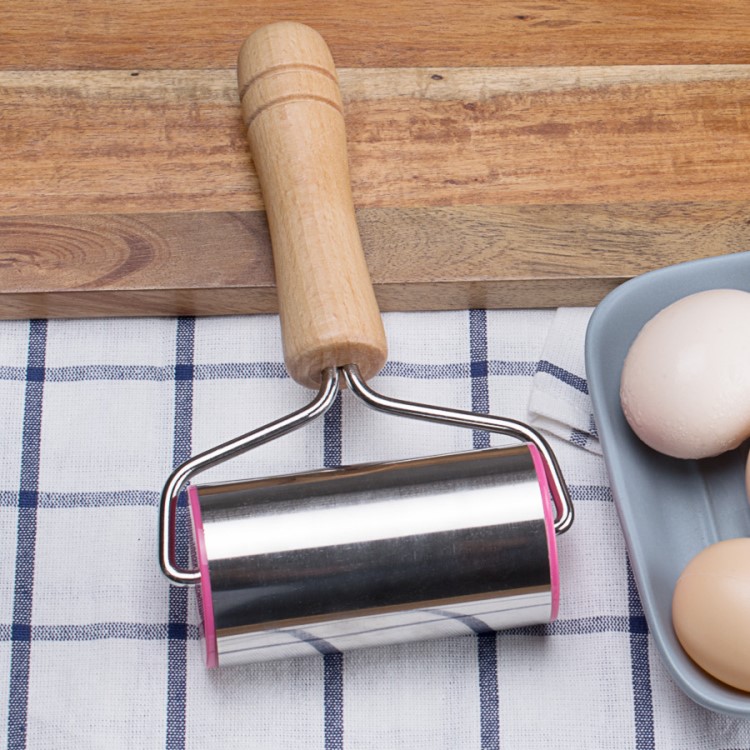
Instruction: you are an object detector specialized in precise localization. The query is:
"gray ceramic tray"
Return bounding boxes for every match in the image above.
[585,251,750,717]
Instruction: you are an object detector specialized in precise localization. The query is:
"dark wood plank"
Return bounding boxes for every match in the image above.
[0,203,746,318]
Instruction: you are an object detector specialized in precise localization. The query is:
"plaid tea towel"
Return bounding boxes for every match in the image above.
[528,308,601,454]
[1,310,749,750]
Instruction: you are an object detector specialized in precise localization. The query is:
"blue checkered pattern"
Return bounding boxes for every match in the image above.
[1,311,749,749]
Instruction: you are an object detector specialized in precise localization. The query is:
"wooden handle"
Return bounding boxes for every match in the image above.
[237,22,387,389]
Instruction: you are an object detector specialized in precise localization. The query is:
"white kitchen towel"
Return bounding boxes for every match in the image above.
[1,311,749,750]
[527,307,601,454]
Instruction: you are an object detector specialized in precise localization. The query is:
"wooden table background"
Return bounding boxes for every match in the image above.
[1,1,749,318]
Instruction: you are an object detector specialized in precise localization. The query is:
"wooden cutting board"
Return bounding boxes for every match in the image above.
[2,1,750,319]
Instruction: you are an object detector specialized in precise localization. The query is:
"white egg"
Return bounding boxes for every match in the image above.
[620,289,750,459]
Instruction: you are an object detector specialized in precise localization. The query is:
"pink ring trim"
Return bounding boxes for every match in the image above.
[527,444,560,621]
[187,485,218,668]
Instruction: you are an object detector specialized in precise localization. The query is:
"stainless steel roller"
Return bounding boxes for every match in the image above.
[157,22,573,668]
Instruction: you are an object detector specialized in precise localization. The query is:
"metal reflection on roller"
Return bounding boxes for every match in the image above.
[188,441,559,667]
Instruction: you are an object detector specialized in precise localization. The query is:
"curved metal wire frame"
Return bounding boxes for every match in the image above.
[159,364,573,586]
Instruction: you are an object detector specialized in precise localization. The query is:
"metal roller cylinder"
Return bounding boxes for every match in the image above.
[187,444,559,667]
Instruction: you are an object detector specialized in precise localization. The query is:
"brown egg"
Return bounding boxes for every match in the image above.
[672,538,750,692]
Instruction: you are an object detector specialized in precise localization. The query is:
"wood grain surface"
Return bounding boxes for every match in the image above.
[1,4,750,319]
[2,1,750,69]
[2,203,747,318]
[2,66,749,215]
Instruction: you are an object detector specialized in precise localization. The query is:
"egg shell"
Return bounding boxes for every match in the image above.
[672,538,750,692]
[620,289,750,459]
